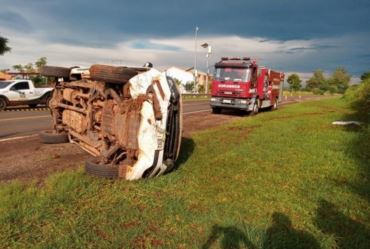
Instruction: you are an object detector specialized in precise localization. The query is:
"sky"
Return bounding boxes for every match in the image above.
[0,0,369,82]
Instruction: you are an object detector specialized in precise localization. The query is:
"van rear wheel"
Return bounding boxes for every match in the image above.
[40,66,71,78]
[89,64,141,84]
[39,130,69,144]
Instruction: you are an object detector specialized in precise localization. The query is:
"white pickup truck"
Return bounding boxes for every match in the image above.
[0,80,53,110]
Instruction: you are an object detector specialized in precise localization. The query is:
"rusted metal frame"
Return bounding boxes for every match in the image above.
[69,129,101,149]
[57,103,86,114]
[101,144,121,161]
[105,88,122,104]
[70,136,101,157]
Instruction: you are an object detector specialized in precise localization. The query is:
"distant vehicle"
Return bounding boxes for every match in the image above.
[210,57,284,114]
[39,64,182,180]
[0,80,53,110]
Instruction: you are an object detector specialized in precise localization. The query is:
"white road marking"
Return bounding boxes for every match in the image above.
[0,134,38,143]
[0,115,50,122]
[184,109,210,115]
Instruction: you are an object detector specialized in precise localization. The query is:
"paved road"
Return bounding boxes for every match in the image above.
[0,95,331,139]
[0,100,212,139]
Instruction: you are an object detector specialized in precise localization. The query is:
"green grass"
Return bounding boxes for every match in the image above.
[1,98,369,249]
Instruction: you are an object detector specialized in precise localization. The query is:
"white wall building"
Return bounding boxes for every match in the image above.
[166,67,195,93]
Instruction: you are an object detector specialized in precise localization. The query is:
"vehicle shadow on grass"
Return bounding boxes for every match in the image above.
[314,199,370,249]
[169,136,195,172]
[339,111,370,202]
[202,212,320,249]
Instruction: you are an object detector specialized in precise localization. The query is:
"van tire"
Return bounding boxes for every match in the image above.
[89,64,140,84]
[39,130,69,144]
[85,159,118,179]
[40,66,71,78]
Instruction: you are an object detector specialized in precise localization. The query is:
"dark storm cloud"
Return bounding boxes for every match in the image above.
[2,0,370,45]
[0,9,32,31]
[1,0,369,76]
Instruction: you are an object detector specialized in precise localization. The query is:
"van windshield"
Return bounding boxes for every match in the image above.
[0,81,13,89]
[215,68,251,82]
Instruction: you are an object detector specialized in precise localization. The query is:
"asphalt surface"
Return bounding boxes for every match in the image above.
[0,100,211,139]
[0,96,329,140]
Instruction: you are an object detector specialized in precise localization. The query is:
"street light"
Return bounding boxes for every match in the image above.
[201,42,212,94]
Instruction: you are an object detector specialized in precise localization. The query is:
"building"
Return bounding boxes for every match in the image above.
[186,68,213,93]
[0,71,12,80]
[166,67,195,93]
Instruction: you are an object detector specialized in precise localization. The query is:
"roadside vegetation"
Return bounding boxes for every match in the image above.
[0,96,369,248]
[286,68,353,96]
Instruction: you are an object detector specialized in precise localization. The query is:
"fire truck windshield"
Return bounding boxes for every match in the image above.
[215,68,251,82]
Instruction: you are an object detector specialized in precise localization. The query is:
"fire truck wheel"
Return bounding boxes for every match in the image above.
[212,107,221,114]
[251,101,259,115]
[85,159,119,179]
[39,130,69,144]
[272,100,278,110]
[89,64,140,84]
[40,66,71,78]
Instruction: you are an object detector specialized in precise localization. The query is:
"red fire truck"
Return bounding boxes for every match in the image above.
[210,57,284,114]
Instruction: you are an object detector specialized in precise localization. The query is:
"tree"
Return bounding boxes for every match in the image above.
[287,74,302,91]
[185,81,195,92]
[0,36,11,55]
[35,57,47,71]
[328,67,350,93]
[12,64,24,73]
[360,71,370,81]
[24,63,35,73]
[172,78,182,86]
[306,69,327,90]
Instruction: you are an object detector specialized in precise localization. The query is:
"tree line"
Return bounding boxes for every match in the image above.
[286,68,361,94]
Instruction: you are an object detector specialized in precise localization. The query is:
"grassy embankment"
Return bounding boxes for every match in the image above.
[0,97,369,249]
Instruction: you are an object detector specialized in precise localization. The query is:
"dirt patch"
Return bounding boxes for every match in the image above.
[0,136,89,183]
[183,111,241,137]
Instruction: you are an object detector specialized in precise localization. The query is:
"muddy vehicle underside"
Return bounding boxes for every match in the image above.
[40,65,182,180]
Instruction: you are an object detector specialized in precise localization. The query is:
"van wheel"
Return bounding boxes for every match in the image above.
[39,130,69,144]
[90,64,140,84]
[40,66,71,78]
[0,98,7,111]
[85,158,118,179]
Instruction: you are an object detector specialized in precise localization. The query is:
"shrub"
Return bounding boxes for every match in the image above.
[312,88,325,95]
[344,79,370,122]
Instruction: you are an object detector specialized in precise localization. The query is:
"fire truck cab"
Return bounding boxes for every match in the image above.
[210,57,284,114]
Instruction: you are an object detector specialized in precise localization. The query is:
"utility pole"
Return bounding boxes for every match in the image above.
[194,26,199,89]
[201,43,212,94]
